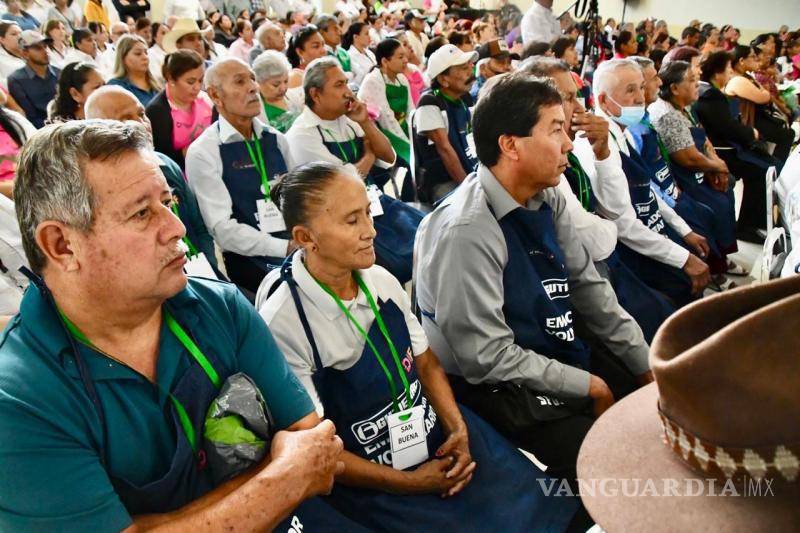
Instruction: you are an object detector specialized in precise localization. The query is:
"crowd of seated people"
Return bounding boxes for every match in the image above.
[0,0,798,529]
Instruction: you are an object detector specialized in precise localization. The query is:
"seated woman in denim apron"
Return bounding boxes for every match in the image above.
[256,161,578,533]
[649,61,739,285]
[186,58,296,295]
[286,57,423,284]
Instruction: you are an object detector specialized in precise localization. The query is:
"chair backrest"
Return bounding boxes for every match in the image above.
[761,226,787,283]
[766,165,778,234]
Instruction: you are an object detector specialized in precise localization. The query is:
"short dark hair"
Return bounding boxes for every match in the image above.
[551,36,575,59]
[472,72,562,167]
[271,161,342,230]
[424,35,447,59]
[375,38,403,67]
[521,40,551,60]
[670,46,700,64]
[615,30,634,53]
[162,49,204,81]
[658,60,691,101]
[700,50,732,82]
[731,44,752,67]
[681,26,700,40]
[446,30,471,48]
[135,17,151,32]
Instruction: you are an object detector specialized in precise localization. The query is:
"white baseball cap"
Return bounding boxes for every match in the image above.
[425,44,479,81]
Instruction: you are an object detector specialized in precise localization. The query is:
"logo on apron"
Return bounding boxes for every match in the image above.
[541,277,570,300]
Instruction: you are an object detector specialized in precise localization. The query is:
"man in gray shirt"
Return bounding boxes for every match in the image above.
[414,72,653,490]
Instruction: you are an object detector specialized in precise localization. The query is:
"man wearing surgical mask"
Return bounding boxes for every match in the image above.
[592,58,710,307]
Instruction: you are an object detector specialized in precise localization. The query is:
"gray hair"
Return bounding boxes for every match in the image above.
[314,14,337,32]
[255,21,281,48]
[253,49,291,82]
[303,56,341,108]
[592,58,642,104]
[476,71,510,102]
[13,120,151,273]
[629,56,655,71]
[204,57,251,90]
[518,56,571,78]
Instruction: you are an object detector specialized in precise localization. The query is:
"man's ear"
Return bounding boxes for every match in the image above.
[35,221,82,273]
[497,134,519,162]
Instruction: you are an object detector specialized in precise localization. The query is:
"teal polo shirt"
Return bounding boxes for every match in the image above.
[0,278,314,532]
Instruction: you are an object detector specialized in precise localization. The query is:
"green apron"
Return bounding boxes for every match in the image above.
[383,79,411,162]
[263,99,298,134]
[330,47,351,72]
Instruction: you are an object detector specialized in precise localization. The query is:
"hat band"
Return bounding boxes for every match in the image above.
[658,407,800,483]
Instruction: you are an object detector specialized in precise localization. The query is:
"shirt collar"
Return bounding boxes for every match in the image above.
[16,276,204,381]
[291,250,376,322]
[478,164,543,219]
[217,114,267,143]
[293,106,351,131]
[22,64,57,80]
[596,106,630,155]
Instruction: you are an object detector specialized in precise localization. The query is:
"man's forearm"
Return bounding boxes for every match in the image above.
[434,142,468,183]
[415,350,465,434]
[360,120,395,164]
[127,455,309,532]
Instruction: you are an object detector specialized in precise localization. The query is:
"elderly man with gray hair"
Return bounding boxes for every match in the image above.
[253,49,304,133]
[0,119,360,531]
[248,21,287,65]
[591,57,711,306]
[186,57,297,295]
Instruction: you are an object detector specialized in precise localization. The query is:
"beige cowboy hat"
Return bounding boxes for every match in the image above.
[163,18,204,54]
[578,276,800,532]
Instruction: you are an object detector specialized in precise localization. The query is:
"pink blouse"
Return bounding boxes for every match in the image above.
[0,128,21,182]
[169,89,214,153]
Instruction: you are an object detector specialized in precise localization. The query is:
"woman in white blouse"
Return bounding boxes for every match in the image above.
[255,161,578,532]
[343,21,375,87]
[357,38,413,165]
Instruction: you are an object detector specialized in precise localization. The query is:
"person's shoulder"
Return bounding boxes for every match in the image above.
[6,66,28,82]
[421,175,495,242]
[255,268,295,325]
[107,77,126,86]
[417,90,444,109]
[185,121,220,155]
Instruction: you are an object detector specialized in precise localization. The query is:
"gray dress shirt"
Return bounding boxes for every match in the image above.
[413,165,650,398]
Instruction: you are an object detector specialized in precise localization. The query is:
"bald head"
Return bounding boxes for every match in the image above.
[257,21,285,52]
[85,86,151,134]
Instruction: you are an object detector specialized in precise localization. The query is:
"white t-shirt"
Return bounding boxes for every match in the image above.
[257,251,429,415]
[521,1,561,45]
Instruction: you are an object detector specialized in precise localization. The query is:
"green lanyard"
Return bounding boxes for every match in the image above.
[435,89,472,133]
[322,128,358,164]
[58,309,222,454]
[648,124,673,166]
[170,201,199,258]
[566,152,592,211]
[244,134,271,201]
[315,273,412,414]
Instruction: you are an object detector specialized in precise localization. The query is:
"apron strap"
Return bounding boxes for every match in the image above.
[20,266,109,466]
[279,254,325,372]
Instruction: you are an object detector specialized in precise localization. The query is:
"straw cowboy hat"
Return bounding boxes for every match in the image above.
[577,276,800,532]
[163,18,204,54]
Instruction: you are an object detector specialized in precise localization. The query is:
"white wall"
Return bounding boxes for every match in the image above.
[520,0,800,41]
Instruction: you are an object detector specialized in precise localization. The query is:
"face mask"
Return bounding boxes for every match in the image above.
[606,95,645,127]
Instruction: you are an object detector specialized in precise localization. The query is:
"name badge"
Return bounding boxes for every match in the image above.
[257,199,287,234]
[184,252,218,279]
[366,184,384,217]
[387,405,428,470]
[466,132,477,159]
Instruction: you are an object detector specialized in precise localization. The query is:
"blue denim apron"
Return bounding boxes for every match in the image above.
[627,123,727,260]
[414,91,478,195]
[563,154,673,343]
[278,256,577,532]
[316,126,423,284]
[667,125,738,250]
[219,126,290,291]
[498,203,591,369]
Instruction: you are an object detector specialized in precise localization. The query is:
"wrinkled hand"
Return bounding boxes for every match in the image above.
[435,425,475,497]
[683,231,710,259]
[571,112,610,160]
[683,253,711,295]
[405,456,477,497]
[269,419,344,498]
[588,374,614,417]
[345,97,369,124]
[705,171,729,192]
